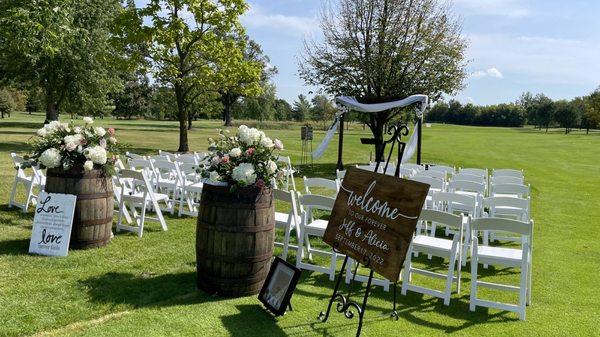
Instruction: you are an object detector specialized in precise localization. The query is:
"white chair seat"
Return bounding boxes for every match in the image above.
[413,235,453,251]
[477,245,523,265]
[185,181,203,192]
[125,191,169,202]
[305,219,328,236]
[275,211,289,225]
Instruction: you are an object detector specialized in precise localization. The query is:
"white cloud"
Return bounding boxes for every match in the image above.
[241,5,317,36]
[472,67,504,79]
[454,0,530,18]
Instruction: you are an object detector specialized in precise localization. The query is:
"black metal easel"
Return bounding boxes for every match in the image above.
[318,122,410,337]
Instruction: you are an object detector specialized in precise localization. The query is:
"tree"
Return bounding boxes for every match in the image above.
[244,82,276,121]
[311,94,337,129]
[554,99,582,134]
[0,0,125,122]
[584,89,600,134]
[112,73,152,119]
[530,94,555,132]
[139,0,248,152]
[517,91,536,126]
[219,37,275,126]
[0,88,15,118]
[274,99,292,121]
[300,0,468,159]
[292,94,311,122]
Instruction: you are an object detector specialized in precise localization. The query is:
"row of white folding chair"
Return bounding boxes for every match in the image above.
[402,211,533,319]
[429,165,456,177]
[8,153,46,212]
[492,168,524,180]
[277,156,297,191]
[489,182,530,198]
[115,169,169,237]
[128,158,185,215]
[483,196,531,246]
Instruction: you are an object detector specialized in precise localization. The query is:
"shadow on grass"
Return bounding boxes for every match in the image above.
[0,121,42,130]
[221,304,287,337]
[79,271,218,309]
[0,141,32,154]
[0,238,30,256]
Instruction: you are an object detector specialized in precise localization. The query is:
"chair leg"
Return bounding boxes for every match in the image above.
[23,183,34,212]
[401,245,413,296]
[444,247,459,306]
[8,178,18,208]
[469,243,478,312]
[139,201,147,238]
[305,233,313,262]
[281,224,291,261]
[117,198,126,232]
[345,259,354,284]
[329,251,337,281]
[153,199,168,231]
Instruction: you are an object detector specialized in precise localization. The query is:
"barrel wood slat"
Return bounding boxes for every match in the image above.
[196,184,275,297]
[45,169,113,249]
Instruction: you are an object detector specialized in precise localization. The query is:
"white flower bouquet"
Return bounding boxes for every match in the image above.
[26,117,120,174]
[202,125,285,191]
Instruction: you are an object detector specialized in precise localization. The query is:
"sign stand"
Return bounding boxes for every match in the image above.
[301,124,314,168]
[318,122,411,337]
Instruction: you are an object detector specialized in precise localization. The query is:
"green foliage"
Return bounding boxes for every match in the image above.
[0,88,15,118]
[554,99,583,134]
[291,94,311,122]
[310,94,337,129]
[427,100,526,127]
[0,0,126,120]
[112,73,152,120]
[584,89,600,130]
[273,99,292,121]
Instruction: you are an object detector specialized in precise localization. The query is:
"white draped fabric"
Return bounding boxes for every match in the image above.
[312,95,428,159]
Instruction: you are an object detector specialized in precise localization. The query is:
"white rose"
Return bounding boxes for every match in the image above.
[65,142,77,152]
[229,148,242,158]
[108,137,117,144]
[83,117,94,124]
[231,163,257,185]
[39,148,62,168]
[64,134,83,145]
[37,128,47,137]
[211,156,220,166]
[267,160,277,174]
[74,126,82,134]
[260,137,274,148]
[77,145,83,153]
[83,160,94,171]
[94,127,106,137]
[209,171,221,182]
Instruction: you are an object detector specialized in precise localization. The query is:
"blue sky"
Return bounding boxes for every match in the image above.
[241,0,600,105]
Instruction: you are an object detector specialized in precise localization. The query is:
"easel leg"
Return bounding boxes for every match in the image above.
[391,282,399,320]
[318,255,349,322]
[356,270,374,337]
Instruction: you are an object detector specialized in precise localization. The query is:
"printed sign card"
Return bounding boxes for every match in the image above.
[29,192,76,257]
[323,167,429,281]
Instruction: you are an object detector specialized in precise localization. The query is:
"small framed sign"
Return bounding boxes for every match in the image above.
[258,257,301,316]
[29,191,76,257]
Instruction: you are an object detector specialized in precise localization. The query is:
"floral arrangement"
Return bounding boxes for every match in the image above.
[26,117,120,174]
[202,125,284,190]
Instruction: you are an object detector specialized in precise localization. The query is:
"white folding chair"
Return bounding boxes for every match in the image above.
[410,175,445,211]
[158,150,178,161]
[490,183,531,199]
[303,177,339,196]
[459,167,488,179]
[492,169,524,180]
[277,156,297,191]
[296,194,338,280]
[151,160,182,214]
[116,169,169,237]
[429,165,455,177]
[416,169,447,181]
[176,154,199,165]
[336,169,346,181]
[491,176,524,185]
[126,152,146,160]
[355,164,383,174]
[401,163,425,174]
[274,189,301,261]
[448,180,486,218]
[112,175,133,224]
[452,173,485,184]
[470,217,533,320]
[8,153,44,212]
[483,196,531,245]
[178,163,204,217]
[402,209,463,305]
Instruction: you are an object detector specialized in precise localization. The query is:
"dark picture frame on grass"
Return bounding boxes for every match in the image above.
[258,257,301,316]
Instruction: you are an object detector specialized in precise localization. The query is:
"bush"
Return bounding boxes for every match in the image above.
[0,89,16,118]
[426,101,526,127]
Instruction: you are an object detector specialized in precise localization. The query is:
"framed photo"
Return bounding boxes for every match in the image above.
[258,257,301,316]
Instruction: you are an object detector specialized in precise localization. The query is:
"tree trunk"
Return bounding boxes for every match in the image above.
[175,83,189,153]
[188,112,194,130]
[45,89,59,123]
[224,99,233,126]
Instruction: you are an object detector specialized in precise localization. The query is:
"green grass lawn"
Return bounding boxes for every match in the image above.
[1,113,599,337]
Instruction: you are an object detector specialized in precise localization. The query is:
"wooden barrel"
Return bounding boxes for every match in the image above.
[196,184,274,297]
[45,168,113,249]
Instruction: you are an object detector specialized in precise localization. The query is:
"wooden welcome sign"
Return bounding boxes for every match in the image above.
[323,167,429,281]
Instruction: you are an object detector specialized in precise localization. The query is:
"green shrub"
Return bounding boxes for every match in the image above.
[0,89,15,118]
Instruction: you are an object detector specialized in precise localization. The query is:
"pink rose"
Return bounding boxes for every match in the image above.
[274,139,284,150]
[246,148,255,156]
[80,138,87,145]
[221,155,230,164]
[108,127,115,135]
[255,179,265,189]
[65,142,77,152]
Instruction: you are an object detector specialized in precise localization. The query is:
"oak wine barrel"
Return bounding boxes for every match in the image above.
[45,168,113,249]
[196,184,275,297]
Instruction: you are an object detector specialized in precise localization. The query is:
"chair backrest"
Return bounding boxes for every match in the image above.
[298,194,335,211]
[452,173,485,184]
[399,167,416,178]
[432,191,477,215]
[459,167,488,178]
[448,180,485,194]
[179,162,200,182]
[129,158,154,170]
[336,169,346,180]
[277,156,293,169]
[176,154,198,165]
[150,154,172,162]
[158,150,178,160]
[490,183,530,198]
[303,177,339,195]
[411,175,445,191]
[119,169,152,194]
[153,159,182,182]
[274,188,300,222]
[401,163,425,173]
[126,152,146,160]
[471,217,533,238]
[492,169,524,179]
[491,176,523,185]
[416,170,446,181]
[484,196,530,221]
[418,209,463,232]
[429,165,455,175]
[10,153,28,178]
[355,164,382,173]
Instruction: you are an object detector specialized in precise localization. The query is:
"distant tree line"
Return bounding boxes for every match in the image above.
[426,89,600,133]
